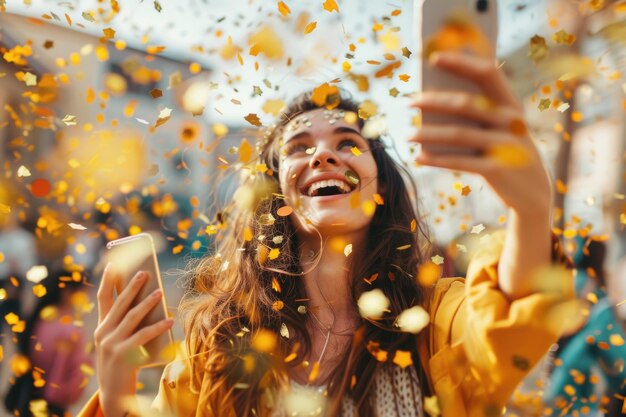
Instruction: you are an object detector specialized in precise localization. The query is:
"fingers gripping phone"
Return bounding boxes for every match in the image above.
[417,0,498,155]
[106,233,175,367]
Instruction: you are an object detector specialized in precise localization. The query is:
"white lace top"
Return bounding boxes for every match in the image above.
[277,365,423,417]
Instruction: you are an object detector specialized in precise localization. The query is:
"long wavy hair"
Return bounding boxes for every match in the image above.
[180,92,433,417]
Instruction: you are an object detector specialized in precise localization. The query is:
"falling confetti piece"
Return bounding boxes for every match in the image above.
[304,21,317,35]
[268,248,280,260]
[31,179,51,197]
[17,165,31,177]
[280,323,289,338]
[276,206,293,217]
[610,334,625,346]
[260,99,284,117]
[32,284,47,298]
[150,88,163,99]
[81,11,95,22]
[251,328,277,353]
[244,113,262,127]
[538,98,551,111]
[68,223,87,230]
[423,396,441,417]
[277,1,291,16]
[553,29,576,45]
[311,83,340,109]
[248,26,284,59]
[323,0,339,12]
[344,244,353,257]
[351,146,362,156]
[557,102,570,112]
[397,306,429,334]
[410,219,417,232]
[239,139,253,163]
[62,114,77,126]
[0,204,10,214]
[23,72,37,86]
[417,262,441,286]
[212,123,229,137]
[431,255,444,265]
[26,265,48,283]
[373,194,384,205]
[471,224,485,234]
[529,35,549,63]
[358,289,389,319]
[392,350,413,368]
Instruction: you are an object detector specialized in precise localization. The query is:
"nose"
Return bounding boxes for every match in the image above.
[309,149,338,168]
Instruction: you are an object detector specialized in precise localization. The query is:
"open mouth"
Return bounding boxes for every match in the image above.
[303,179,355,197]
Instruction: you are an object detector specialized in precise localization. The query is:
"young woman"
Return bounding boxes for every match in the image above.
[79,51,572,417]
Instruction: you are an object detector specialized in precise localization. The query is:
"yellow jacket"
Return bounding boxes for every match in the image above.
[78,239,572,417]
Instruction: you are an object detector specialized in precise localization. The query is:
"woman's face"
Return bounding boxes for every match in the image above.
[278,108,379,237]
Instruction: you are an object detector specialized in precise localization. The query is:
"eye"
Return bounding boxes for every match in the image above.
[338,138,359,150]
[283,142,309,156]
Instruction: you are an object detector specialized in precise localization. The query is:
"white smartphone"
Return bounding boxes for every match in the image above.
[106,233,175,367]
[417,0,498,155]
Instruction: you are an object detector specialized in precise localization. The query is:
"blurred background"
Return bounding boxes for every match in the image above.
[0,0,624,416]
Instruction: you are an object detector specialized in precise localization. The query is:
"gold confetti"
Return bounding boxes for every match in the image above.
[470,224,485,234]
[277,1,291,17]
[344,244,353,257]
[538,98,551,111]
[351,146,362,156]
[62,114,77,126]
[431,255,444,265]
[244,113,262,127]
[553,29,576,45]
[610,334,625,346]
[276,206,293,217]
[392,350,413,368]
[251,328,277,353]
[17,165,31,177]
[358,289,389,319]
[323,0,339,13]
[303,21,317,35]
[32,284,47,298]
[311,83,340,109]
[23,72,37,86]
[529,35,549,63]
[397,306,429,334]
[262,99,285,116]
[26,265,48,283]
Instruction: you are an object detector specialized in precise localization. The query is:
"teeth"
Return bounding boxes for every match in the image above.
[306,179,353,196]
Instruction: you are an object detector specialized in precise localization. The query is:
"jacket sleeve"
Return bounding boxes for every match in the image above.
[75,360,197,417]
[428,232,574,417]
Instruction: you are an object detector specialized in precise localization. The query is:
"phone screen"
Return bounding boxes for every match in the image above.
[105,233,175,367]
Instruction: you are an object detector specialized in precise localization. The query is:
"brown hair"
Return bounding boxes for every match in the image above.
[180,91,433,416]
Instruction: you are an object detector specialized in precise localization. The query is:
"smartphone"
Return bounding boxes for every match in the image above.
[417,0,498,155]
[105,233,175,367]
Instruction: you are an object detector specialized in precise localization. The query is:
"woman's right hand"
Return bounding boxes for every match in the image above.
[94,264,174,417]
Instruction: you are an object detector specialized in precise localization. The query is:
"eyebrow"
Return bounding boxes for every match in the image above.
[284,126,362,144]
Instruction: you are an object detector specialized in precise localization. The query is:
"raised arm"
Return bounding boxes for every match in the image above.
[410,51,553,300]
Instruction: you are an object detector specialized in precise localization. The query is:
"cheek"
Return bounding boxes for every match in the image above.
[279,159,304,191]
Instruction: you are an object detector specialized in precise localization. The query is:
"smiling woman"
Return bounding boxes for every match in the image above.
[78,49,574,417]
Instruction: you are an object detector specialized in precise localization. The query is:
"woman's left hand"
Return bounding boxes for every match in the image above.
[409,51,552,217]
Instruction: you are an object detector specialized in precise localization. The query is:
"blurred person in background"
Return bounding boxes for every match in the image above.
[4,267,93,417]
[0,208,37,368]
[544,239,626,416]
